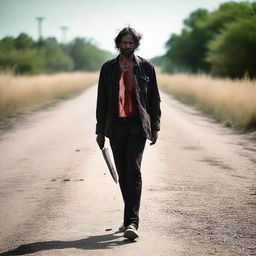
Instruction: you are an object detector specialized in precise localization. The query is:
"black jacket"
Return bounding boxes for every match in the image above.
[96,54,161,140]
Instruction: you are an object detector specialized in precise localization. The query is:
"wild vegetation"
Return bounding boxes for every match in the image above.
[0,34,113,74]
[158,73,256,130]
[0,71,98,121]
[152,1,256,79]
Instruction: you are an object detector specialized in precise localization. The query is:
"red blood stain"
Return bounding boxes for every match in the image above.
[118,67,135,117]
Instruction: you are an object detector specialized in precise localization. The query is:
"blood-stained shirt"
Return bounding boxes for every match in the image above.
[118,63,136,117]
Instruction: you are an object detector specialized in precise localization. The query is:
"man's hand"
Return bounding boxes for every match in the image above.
[96,134,105,149]
[150,130,158,146]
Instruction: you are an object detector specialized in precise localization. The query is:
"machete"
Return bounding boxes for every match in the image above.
[101,147,118,183]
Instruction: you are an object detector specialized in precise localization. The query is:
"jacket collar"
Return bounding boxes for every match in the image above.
[113,54,141,66]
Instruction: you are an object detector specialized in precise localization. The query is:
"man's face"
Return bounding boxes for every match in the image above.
[118,34,136,57]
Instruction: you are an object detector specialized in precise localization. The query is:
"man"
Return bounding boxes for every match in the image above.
[96,27,161,240]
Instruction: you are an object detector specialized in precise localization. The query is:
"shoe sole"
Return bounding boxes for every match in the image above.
[123,229,139,240]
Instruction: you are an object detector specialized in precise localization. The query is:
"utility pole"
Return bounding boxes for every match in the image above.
[60,26,68,44]
[36,17,45,42]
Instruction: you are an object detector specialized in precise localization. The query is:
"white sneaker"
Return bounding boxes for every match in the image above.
[123,224,139,240]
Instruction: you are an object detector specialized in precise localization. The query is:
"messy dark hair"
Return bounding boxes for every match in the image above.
[114,27,142,50]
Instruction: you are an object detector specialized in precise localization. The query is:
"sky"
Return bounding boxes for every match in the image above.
[0,0,250,59]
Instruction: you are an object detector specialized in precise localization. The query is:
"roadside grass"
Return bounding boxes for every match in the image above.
[158,73,256,130]
[2,71,255,131]
[0,71,98,121]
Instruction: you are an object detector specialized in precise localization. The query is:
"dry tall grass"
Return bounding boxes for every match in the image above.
[0,72,98,121]
[158,73,256,130]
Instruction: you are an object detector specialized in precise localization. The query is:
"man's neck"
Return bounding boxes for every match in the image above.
[120,54,134,64]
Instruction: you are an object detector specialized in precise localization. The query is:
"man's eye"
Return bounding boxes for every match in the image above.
[121,42,135,45]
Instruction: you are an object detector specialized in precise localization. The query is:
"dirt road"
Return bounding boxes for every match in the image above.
[0,86,255,256]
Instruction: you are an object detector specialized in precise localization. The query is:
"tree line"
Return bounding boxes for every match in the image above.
[0,33,113,74]
[152,1,256,79]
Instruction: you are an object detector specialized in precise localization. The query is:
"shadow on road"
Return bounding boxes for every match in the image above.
[0,232,133,255]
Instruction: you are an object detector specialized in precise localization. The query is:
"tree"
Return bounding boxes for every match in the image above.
[14,33,35,49]
[165,9,210,73]
[41,37,74,72]
[0,36,15,50]
[207,17,256,78]
[68,38,113,71]
[0,34,44,74]
[0,34,113,74]
[163,1,256,76]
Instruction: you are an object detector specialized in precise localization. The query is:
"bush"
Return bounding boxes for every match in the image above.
[0,48,45,74]
[207,17,256,78]
[162,1,256,78]
[0,33,113,74]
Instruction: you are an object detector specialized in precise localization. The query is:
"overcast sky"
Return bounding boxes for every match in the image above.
[0,0,250,58]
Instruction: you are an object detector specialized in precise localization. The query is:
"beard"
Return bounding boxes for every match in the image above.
[120,48,135,57]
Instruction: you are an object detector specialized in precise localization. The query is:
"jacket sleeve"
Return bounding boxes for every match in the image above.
[148,64,161,131]
[96,63,108,135]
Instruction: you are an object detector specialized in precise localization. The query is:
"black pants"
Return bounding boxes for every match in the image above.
[109,117,146,229]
